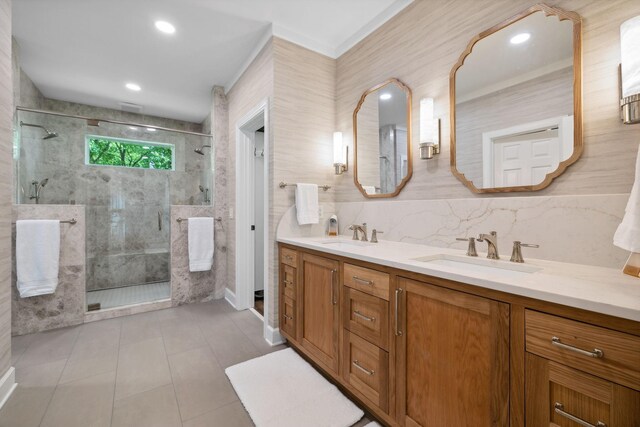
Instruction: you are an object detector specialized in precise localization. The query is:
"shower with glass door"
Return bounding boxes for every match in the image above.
[14,108,213,310]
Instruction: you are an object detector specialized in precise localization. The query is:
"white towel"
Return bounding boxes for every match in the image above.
[362,185,376,195]
[295,183,319,225]
[16,220,60,298]
[614,143,640,252]
[188,217,214,272]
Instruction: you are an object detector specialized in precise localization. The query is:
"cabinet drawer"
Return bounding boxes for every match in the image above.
[526,353,640,427]
[280,247,298,267]
[343,287,389,350]
[281,264,297,300]
[281,296,296,338]
[343,330,389,412]
[526,310,640,390]
[343,263,389,301]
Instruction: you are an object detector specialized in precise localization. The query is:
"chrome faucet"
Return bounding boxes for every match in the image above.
[477,231,499,259]
[371,229,383,243]
[348,223,368,241]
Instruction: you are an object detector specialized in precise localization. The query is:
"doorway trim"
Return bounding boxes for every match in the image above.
[235,98,273,343]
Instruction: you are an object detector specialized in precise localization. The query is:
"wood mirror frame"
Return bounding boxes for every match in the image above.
[449,4,582,194]
[353,78,413,199]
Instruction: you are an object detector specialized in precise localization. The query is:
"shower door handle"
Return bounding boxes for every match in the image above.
[158,211,162,231]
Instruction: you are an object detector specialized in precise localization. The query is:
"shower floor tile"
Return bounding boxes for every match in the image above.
[87,282,171,310]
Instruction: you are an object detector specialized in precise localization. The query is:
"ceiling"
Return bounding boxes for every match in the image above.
[455,11,574,103]
[12,0,412,123]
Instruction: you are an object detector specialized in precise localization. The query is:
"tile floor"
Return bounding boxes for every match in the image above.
[1,299,373,427]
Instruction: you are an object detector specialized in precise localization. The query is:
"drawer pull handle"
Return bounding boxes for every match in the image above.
[284,255,293,261]
[283,279,293,286]
[352,360,375,376]
[283,315,293,320]
[551,337,604,359]
[353,310,376,322]
[554,402,606,427]
[353,276,374,286]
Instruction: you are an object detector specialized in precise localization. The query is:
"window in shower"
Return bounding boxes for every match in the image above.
[86,135,175,170]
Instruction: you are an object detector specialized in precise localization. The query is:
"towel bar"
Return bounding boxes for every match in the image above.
[279,182,331,191]
[176,217,222,223]
[12,218,77,225]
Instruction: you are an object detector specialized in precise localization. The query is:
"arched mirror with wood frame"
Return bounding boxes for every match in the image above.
[450,4,582,193]
[353,78,413,198]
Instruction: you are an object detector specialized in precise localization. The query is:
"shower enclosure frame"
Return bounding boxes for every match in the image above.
[16,107,214,138]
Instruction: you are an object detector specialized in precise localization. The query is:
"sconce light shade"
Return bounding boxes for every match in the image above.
[419,98,440,159]
[333,132,344,164]
[621,15,640,124]
[333,131,348,175]
[419,98,435,144]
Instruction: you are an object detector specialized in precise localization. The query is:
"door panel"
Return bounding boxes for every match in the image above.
[396,278,510,427]
[300,253,340,374]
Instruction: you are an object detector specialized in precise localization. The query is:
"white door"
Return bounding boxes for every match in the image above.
[493,129,560,187]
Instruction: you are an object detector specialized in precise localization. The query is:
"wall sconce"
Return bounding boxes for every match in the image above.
[419,98,441,159]
[620,15,640,125]
[333,131,348,175]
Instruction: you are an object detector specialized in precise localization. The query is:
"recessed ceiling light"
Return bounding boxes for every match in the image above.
[379,93,392,100]
[510,33,531,45]
[146,128,157,132]
[125,83,141,91]
[155,20,176,34]
[129,126,138,131]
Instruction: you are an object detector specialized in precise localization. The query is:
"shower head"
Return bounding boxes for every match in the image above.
[199,185,205,192]
[20,121,58,139]
[194,145,211,155]
[40,178,49,187]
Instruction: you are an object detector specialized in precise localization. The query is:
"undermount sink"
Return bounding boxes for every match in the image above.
[316,238,374,247]
[412,253,541,277]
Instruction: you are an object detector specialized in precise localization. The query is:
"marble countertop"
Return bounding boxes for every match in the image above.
[277,236,640,322]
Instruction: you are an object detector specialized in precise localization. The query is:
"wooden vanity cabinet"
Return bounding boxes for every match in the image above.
[395,277,510,427]
[277,243,640,427]
[279,251,298,340]
[298,252,341,375]
[524,310,640,427]
[526,354,640,427]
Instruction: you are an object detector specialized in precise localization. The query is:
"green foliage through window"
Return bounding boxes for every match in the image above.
[87,137,173,170]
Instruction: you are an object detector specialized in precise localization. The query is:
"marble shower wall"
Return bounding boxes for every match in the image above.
[170,205,225,305]
[15,101,213,291]
[11,205,85,335]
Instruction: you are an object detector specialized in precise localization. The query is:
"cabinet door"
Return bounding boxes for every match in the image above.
[395,278,510,427]
[300,253,340,374]
[526,353,640,427]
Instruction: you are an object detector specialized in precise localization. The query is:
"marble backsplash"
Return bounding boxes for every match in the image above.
[278,194,630,270]
[11,205,86,335]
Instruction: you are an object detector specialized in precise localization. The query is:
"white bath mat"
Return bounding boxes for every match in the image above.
[225,348,364,427]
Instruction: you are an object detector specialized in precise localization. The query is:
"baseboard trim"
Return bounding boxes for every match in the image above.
[225,288,237,309]
[266,325,285,346]
[0,367,17,410]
